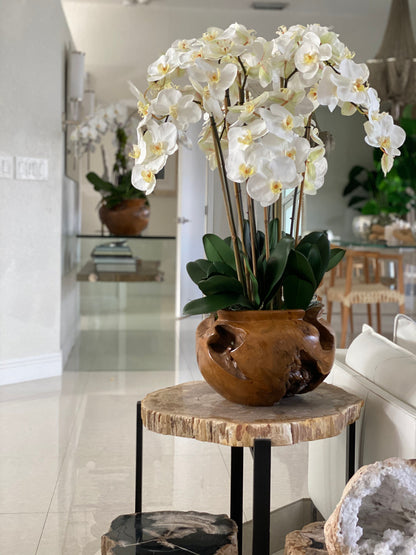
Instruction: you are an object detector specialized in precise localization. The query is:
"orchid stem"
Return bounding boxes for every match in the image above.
[247,195,257,278]
[264,207,270,260]
[210,116,245,292]
[295,115,312,245]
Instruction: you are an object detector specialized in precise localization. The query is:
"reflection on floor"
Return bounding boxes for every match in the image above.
[1,290,414,554]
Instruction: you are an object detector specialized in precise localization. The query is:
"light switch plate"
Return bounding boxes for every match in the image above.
[0,156,13,179]
[15,157,48,181]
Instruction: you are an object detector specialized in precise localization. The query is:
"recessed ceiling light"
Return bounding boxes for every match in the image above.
[251,1,288,9]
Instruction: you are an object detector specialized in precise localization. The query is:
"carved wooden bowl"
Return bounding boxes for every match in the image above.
[196,306,335,406]
[99,198,150,236]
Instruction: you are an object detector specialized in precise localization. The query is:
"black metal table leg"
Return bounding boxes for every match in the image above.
[346,421,356,482]
[230,446,244,555]
[252,438,271,555]
[135,401,143,513]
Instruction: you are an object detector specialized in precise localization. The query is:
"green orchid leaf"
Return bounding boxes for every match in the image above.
[203,234,236,269]
[296,231,330,286]
[262,236,294,305]
[183,294,253,316]
[212,260,238,279]
[241,253,261,308]
[268,217,280,252]
[186,259,215,285]
[197,274,243,296]
[86,172,115,193]
[256,230,265,257]
[282,250,317,309]
[326,248,346,272]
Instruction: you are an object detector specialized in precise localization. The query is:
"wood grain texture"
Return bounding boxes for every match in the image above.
[196,307,336,406]
[285,521,328,554]
[141,381,363,447]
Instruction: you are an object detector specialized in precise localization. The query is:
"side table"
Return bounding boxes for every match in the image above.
[136,381,363,555]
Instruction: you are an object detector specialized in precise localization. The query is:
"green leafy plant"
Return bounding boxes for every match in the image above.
[86,127,148,210]
[343,107,416,220]
[184,227,344,315]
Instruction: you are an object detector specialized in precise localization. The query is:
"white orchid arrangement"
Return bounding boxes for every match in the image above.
[70,102,148,209]
[130,22,405,315]
[70,103,129,158]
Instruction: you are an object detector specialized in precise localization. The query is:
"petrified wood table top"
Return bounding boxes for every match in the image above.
[141,381,363,447]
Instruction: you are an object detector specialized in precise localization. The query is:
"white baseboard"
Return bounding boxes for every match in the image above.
[0,352,63,386]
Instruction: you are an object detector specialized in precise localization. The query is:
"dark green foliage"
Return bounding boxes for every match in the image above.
[183,225,345,315]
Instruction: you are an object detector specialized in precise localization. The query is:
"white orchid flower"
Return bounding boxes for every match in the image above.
[128,81,150,120]
[227,119,267,151]
[147,48,178,81]
[221,23,256,51]
[332,59,370,105]
[130,129,147,164]
[294,32,332,80]
[150,88,202,130]
[246,155,297,207]
[259,104,304,140]
[189,60,237,100]
[131,157,166,195]
[304,146,328,194]
[242,37,277,87]
[228,91,269,123]
[190,79,223,122]
[364,113,406,174]
[317,66,339,112]
[144,120,178,163]
[226,144,260,183]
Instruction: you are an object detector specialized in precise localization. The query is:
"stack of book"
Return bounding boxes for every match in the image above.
[91,240,137,273]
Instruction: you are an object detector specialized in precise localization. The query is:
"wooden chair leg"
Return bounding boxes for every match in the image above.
[367,304,372,327]
[399,303,405,314]
[327,301,333,323]
[349,308,354,336]
[340,304,350,348]
[376,303,381,333]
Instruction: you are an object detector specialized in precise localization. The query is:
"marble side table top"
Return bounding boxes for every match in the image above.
[141,381,363,447]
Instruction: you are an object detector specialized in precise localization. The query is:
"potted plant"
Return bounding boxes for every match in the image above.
[71,103,150,236]
[129,22,404,405]
[343,106,415,241]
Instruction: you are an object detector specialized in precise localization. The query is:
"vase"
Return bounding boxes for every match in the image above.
[196,306,335,406]
[352,215,373,241]
[99,198,150,236]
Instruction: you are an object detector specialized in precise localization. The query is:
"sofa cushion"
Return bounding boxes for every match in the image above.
[345,324,416,409]
[393,314,416,355]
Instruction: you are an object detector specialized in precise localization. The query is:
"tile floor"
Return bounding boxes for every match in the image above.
[1,286,414,554]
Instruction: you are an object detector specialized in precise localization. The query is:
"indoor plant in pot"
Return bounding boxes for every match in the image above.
[130,22,405,405]
[71,103,150,236]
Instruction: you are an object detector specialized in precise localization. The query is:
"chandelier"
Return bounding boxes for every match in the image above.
[367,0,416,121]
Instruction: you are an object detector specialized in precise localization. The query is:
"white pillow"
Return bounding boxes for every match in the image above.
[393,314,416,356]
[346,324,416,409]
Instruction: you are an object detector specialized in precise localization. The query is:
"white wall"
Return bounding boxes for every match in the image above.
[0,0,77,384]
[63,1,415,241]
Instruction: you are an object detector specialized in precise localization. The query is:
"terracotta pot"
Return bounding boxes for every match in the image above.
[196,306,335,406]
[99,198,150,236]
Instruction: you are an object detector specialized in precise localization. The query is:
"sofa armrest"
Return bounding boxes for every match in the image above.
[308,355,416,519]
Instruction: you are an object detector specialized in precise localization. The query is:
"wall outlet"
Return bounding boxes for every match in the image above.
[0,156,13,179]
[15,157,48,181]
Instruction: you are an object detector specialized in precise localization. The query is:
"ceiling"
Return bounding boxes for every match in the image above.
[62,0,396,16]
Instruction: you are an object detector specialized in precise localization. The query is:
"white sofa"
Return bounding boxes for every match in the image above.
[308,316,416,519]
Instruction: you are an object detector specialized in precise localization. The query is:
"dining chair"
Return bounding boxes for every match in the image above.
[325,249,405,348]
